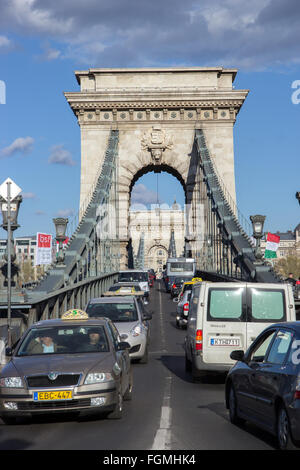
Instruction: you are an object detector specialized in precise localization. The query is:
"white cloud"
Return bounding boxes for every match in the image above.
[48,144,76,166]
[0,35,12,50]
[22,192,36,199]
[0,136,34,157]
[1,0,300,69]
[131,183,163,206]
[55,208,75,217]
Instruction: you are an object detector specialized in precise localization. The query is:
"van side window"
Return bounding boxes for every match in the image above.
[250,289,286,322]
[208,288,244,321]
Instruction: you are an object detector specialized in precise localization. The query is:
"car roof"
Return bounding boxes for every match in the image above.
[266,322,300,331]
[88,296,137,304]
[113,282,141,286]
[29,318,109,329]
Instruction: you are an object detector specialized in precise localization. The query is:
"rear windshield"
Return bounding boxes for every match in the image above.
[250,288,286,322]
[208,288,244,321]
[86,302,138,322]
[168,262,194,273]
[183,284,193,293]
[118,272,148,282]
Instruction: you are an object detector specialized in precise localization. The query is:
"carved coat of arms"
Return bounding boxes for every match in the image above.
[141,126,173,164]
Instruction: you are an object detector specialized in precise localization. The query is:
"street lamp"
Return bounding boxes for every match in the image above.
[0,194,22,348]
[296,192,300,206]
[250,214,266,263]
[53,218,68,266]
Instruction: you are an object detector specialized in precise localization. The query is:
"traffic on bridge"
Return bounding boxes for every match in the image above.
[0,268,299,451]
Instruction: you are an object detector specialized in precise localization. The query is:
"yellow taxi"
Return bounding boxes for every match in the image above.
[177,277,203,300]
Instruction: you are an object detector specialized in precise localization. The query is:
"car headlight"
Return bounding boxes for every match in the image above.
[130,325,143,337]
[0,377,23,388]
[84,373,113,385]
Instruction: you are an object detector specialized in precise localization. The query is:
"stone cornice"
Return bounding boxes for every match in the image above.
[65,98,246,111]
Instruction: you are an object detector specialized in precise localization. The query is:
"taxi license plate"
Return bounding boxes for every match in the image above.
[33,391,73,401]
[210,338,240,347]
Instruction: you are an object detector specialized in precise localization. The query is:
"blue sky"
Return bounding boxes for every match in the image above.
[0,0,299,240]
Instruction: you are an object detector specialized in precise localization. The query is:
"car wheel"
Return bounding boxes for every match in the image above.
[124,372,133,401]
[139,345,148,364]
[277,405,297,450]
[108,390,123,419]
[228,385,244,426]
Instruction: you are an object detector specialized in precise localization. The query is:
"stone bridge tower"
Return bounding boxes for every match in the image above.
[65,67,248,268]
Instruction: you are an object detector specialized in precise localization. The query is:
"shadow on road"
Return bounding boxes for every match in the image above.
[158,354,227,385]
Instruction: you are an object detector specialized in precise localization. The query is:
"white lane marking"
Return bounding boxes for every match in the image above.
[151,375,172,450]
[151,285,173,450]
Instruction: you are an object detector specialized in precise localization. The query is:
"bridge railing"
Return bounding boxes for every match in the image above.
[0,272,118,345]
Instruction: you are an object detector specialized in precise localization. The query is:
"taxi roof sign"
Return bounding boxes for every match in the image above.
[61,309,89,320]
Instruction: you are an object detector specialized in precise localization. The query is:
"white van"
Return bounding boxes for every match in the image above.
[184,281,296,380]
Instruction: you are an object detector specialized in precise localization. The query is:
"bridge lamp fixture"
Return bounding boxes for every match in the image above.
[0,194,22,232]
[250,214,266,263]
[53,217,68,266]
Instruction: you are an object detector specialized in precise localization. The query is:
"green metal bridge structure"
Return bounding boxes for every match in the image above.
[0,126,285,345]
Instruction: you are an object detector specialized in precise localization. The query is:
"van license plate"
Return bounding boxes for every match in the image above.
[210,338,240,347]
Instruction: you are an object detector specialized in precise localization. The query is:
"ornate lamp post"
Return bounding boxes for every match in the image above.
[0,193,22,348]
[296,192,300,206]
[53,218,68,267]
[250,214,266,263]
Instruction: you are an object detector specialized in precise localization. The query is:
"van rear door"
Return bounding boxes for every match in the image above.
[203,285,247,367]
[246,284,291,349]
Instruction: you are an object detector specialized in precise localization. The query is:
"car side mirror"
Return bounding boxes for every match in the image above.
[230,350,245,362]
[118,341,131,351]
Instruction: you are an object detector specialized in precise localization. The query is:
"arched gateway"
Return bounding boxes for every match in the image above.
[65,67,248,269]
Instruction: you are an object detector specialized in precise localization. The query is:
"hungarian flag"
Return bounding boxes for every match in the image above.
[264,232,280,259]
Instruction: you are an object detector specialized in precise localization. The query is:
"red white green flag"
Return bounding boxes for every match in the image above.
[264,232,280,259]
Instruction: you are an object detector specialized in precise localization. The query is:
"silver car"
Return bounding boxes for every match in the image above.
[0,313,132,424]
[86,295,152,363]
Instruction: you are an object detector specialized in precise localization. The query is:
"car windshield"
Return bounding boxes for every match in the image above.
[118,272,148,282]
[86,302,139,322]
[16,325,109,356]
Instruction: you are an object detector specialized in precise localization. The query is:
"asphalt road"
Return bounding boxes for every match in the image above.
[0,281,277,451]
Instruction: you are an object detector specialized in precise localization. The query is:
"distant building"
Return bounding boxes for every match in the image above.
[261,224,300,259]
[129,201,185,274]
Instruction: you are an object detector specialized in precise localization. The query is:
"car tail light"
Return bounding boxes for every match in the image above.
[294,391,300,400]
[183,303,189,312]
[173,283,176,289]
[196,329,203,351]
